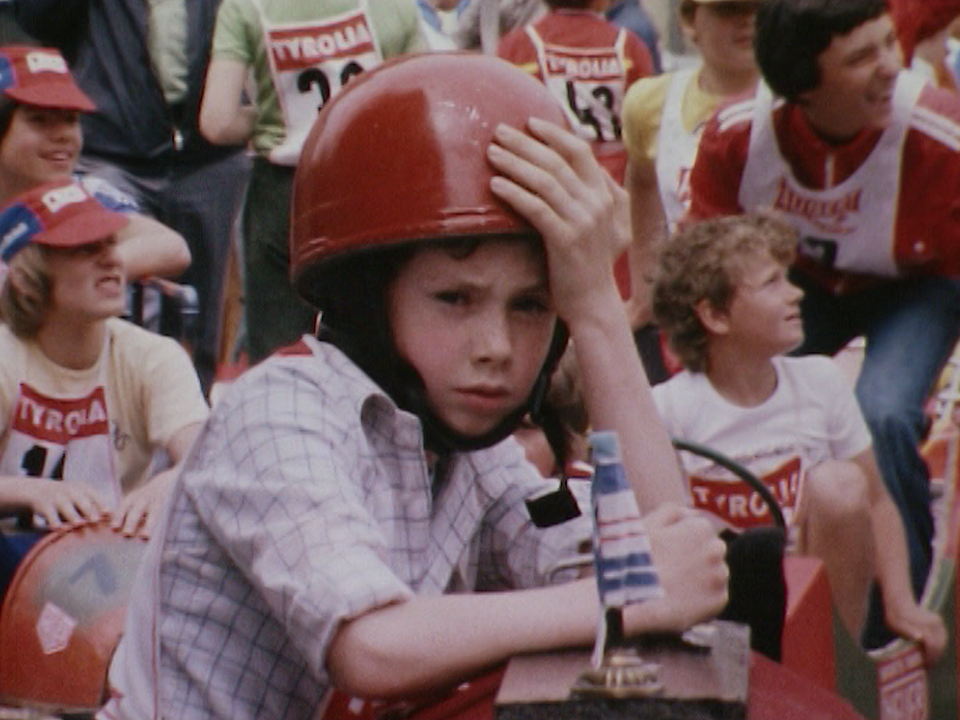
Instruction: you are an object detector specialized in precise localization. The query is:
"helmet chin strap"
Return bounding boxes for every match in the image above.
[317,320,569,456]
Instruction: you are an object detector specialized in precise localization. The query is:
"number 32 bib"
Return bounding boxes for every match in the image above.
[257,0,384,166]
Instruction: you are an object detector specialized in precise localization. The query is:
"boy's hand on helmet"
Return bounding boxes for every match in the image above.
[487,118,629,321]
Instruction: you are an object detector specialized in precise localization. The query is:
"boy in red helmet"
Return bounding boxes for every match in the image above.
[99,53,728,720]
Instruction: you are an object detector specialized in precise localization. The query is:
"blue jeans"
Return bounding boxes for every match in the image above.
[791,272,960,610]
[0,530,44,602]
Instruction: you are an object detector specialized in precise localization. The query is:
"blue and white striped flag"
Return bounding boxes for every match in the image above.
[589,431,663,665]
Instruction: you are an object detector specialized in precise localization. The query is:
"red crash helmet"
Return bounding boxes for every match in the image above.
[0,521,147,713]
[290,51,571,309]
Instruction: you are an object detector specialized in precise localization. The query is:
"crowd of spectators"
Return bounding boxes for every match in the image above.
[0,0,958,718]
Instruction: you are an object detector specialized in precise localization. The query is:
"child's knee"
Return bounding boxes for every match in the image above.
[803,461,869,523]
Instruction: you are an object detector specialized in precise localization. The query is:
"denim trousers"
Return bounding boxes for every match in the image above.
[791,270,960,612]
[242,157,319,364]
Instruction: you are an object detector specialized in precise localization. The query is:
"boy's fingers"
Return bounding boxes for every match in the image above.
[54,501,82,525]
[491,121,600,200]
[526,117,607,182]
[487,139,577,221]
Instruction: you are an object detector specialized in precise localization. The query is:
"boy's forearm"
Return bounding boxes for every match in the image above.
[326,580,599,699]
[870,494,922,613]
[568,287,688,512]
[327,506,727,700]
[624,159,667,330]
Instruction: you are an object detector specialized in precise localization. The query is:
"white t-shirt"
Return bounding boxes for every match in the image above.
[653,355,871,531]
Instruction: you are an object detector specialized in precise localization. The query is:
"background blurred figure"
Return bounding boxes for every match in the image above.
[689,0,960,648]
[498,0,655,185]
[606,0,662,73]
[0,179,207,599]
[15,0,251,396]
[890,0,960,91]
[200,0,423,366]
[454,0,545,52]
[0,45,190,285]
[457,0,661,66]
[418,0,467,49]
[621,0,763,383]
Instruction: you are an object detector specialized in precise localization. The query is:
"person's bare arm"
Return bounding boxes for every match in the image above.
[327,504,727,698]
[115,213,191,280]
[200,58,257,146]
[851,449,947,665]
[112,422,202,538]
[624,158,668,330]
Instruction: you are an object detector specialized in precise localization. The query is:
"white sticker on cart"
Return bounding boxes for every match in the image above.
[36,601,78,654]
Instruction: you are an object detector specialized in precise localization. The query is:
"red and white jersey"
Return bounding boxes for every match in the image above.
[652,356,871,532]
[498,10,653,184]
[655,68,701,230]
[690,72,960,292]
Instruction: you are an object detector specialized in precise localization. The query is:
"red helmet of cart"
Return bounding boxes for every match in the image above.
[290,51,571,309]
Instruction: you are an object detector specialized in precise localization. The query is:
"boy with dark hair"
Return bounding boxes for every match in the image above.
[688,0,960,646]
[652,212,945,661]
[98,53,728,720]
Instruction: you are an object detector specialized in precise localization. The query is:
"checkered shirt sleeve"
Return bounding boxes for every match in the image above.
[104,340,593,720]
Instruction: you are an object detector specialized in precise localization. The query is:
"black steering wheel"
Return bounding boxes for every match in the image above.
[671,438,787,532]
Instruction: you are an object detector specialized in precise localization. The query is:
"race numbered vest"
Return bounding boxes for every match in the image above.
[256,0,384,166]
[655,68,701,231]
[0,377,120,514]
[738,73,925,277]
[688,455,802,532]
[526,24,629,147]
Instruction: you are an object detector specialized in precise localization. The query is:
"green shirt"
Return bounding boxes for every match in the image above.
[212,0,425,155]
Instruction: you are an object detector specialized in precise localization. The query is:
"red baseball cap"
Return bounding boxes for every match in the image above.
[890,0,960,63]
[0,45,96,112]
[0,179,129,262]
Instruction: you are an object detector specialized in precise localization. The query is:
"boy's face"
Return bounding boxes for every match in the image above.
[45,237,127,322]
[683,2,759,77]
[720,248,804,356]
[0,106,82,200]
[388,238,555,438]
[800,13,902,141]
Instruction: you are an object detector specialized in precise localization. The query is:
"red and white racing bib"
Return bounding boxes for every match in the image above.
[526,25,628,145]
[257,1,383,165]
[0,382,120,509]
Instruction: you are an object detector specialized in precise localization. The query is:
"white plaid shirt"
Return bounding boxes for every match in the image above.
[99,338,591,720]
